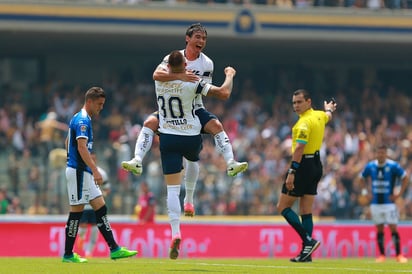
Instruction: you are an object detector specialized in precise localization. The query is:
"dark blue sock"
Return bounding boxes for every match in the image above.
[301,213,313,237]
[392,232,401,255]
[377,232,385,255]
[281,208,310,243]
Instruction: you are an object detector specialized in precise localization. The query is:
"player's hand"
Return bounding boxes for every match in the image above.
[93,169,103,185]
[180,70,199,82]
[224,66,236,77]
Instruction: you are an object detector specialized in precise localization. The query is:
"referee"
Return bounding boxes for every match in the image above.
[277,89,336,263]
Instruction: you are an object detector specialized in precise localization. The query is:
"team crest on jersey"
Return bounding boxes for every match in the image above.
[298,132,307,139]
[80,125,87,133]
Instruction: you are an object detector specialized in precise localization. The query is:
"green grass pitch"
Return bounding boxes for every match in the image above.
[0,257,410,274]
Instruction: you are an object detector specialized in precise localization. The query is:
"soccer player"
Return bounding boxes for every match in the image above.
[62,87,137,263]
[156,50,237,259]
[122,23,248,216]
[357,144,409,263]
[277,89,336,263]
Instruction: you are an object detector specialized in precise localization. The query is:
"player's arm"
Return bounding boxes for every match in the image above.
[204,66,236,100]
[77,137,103,185]
[153,64,198,82]
[393,172,409,200]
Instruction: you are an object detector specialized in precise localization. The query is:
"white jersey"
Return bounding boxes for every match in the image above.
[156,79,211,136]
[158,49,213,110]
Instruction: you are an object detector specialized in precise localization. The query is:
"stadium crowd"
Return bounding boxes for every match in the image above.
[0,65,412,221]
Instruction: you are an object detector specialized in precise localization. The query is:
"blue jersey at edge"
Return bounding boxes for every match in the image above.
[66,109,93,174]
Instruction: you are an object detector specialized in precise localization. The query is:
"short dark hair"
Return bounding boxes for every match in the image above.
[168,50,185,68]
[85,86,105,101]
[376,144,388,150]
[293,89,310,100]
[185,23,207,38]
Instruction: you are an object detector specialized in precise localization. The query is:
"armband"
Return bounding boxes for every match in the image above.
[291,161,300,170]
[287,168,296,175]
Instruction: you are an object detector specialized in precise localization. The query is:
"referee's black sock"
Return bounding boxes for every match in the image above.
[64,211,83,257]
[95,205,119,251]
[281,208,311,243]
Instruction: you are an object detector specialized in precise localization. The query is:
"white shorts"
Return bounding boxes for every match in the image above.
[66,167,102,206]
[370,203,399,225]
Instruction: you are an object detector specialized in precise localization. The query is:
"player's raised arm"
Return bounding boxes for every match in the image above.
[204,66,236,100]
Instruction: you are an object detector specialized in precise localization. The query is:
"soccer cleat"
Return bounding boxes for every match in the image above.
[169,234,181,260]
[184,203,195,217]
[227,160,248,177]
[62,253,88,263]
[121,158,143,175]
[290,255,312,263]
[375,255,385,263]
[110,247,138,260]
[396,254,408,263]
[299,239,320,261]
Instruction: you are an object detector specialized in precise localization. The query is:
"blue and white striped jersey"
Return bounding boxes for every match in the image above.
[66,108,93,174]
[360,159,406,204]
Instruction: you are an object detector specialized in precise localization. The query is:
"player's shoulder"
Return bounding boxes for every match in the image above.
[199,52,214,64]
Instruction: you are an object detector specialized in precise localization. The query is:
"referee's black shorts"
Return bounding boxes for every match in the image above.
[282,151,323,197]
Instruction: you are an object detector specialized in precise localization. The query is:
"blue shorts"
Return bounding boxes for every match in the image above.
[152,109,217,134]
[79,209,96,224]
[159,134,202,174]
[195,108,218,133]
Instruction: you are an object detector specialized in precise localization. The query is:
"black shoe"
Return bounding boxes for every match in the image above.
[300,239,320,261]
[290,255,312,263]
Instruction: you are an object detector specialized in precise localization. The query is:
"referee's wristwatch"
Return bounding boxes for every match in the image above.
[287,168,296,175]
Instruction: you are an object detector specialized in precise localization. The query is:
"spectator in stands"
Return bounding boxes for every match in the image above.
[135,181,156,224]
[0,187,9,214]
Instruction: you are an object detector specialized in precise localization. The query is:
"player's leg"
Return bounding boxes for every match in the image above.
[160,134,201,259]
[86,225,98,257]
[77,222,87,252]
[182,160,199,217]
[159,134,184,259]
[122,112,159,175]
[62,167,87,263]
[89,183,137,260]
[371,204,386,262]
[196,108,248,177]
[388,204,407,263]
[181,135,203,217]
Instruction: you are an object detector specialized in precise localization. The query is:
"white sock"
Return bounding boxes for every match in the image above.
[134,126,154,161]
[167,185,181,237]
[86,226,98,254]
[78,226,86,239]
[183,160,199,204]
[214,131,234,164]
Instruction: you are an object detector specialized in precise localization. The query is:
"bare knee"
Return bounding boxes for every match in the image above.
[143,115,159,131]
[204,119,223,135]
